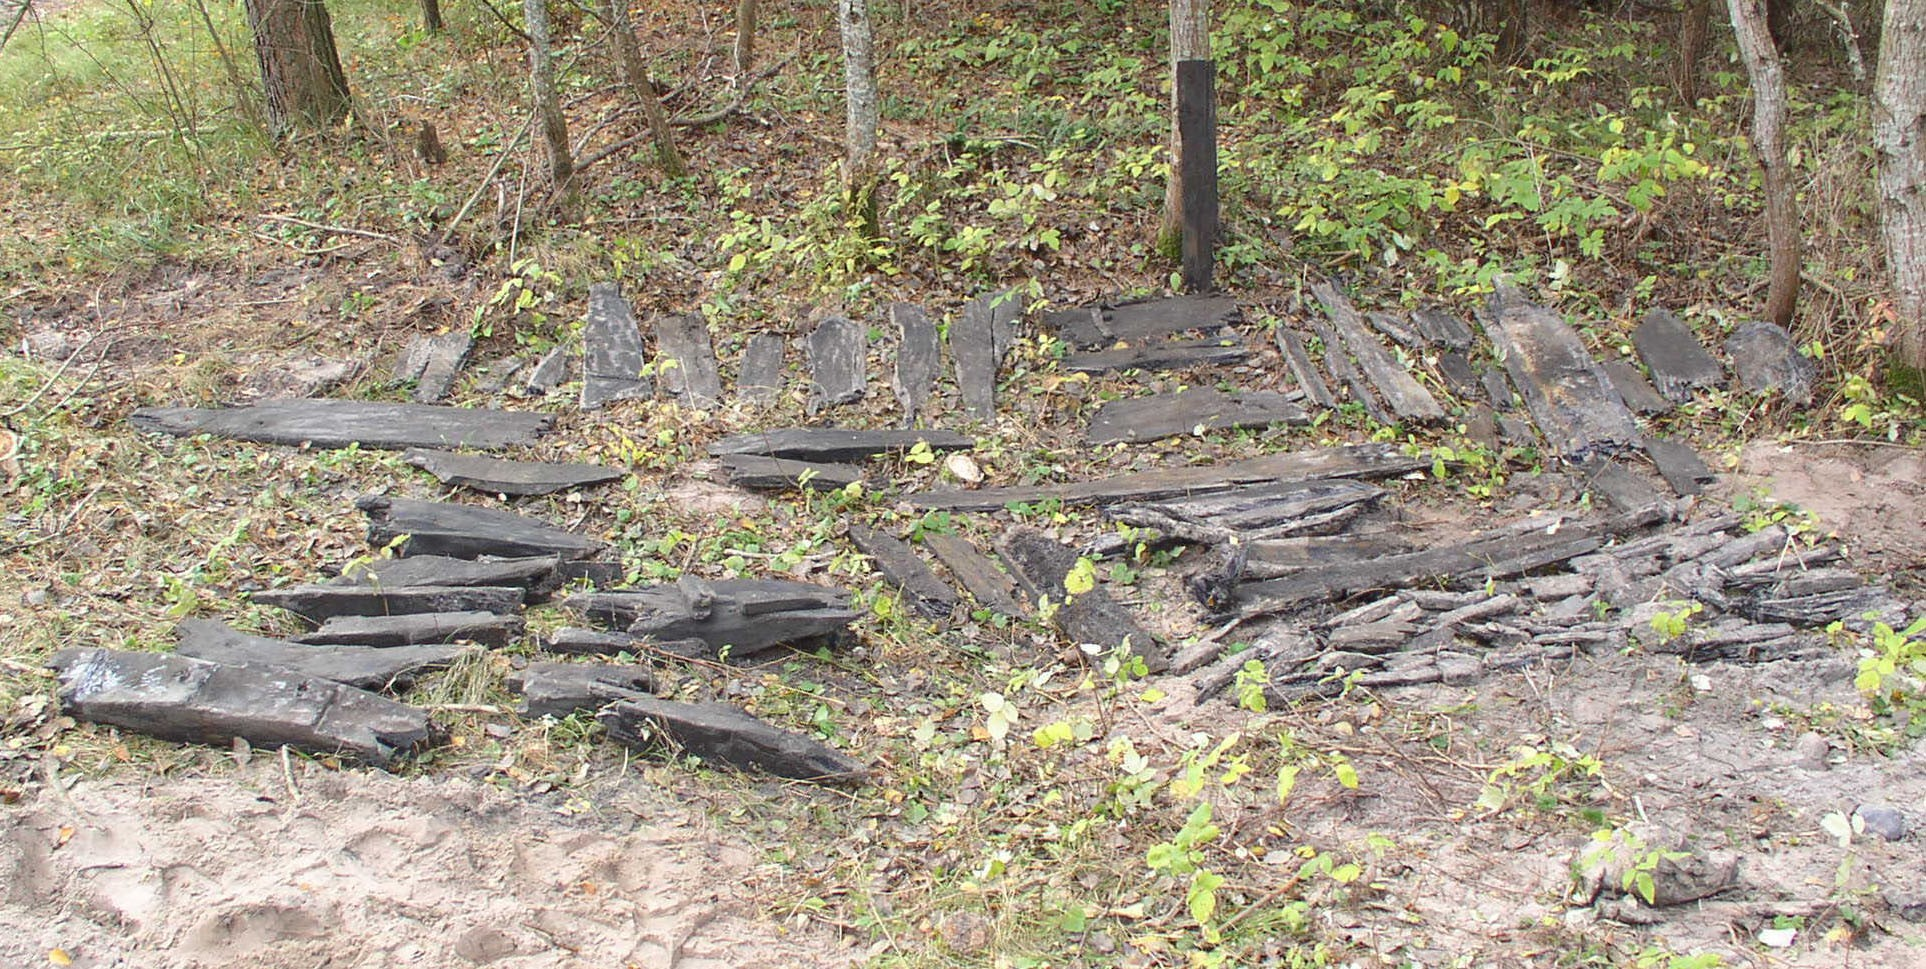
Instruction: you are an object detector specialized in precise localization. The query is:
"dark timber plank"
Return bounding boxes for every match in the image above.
[653,313,723,410]
[1645,436,1717,497]
[1480,284,1640,458]
[708,427,974,463]
[1063,337,1249,374]
[1574,457,1665,515]
[719,454,864,492]
[1412,306,1475,351]
[1085,388,1307,445]
[1437,352,1482,399]
[1177,56,1218,293]
[401,331,473,403]
[999,528,1166,671]
[1365,311,1426,350]
[1632,309,1724,402]
[251,584,525,624]
[806,316,867,412]
[953,291,1020,419]
[736,333,787,406]
[923,533,1028,617]
[599,697,865,784]
[330,554,563,601]
[1311,280,1445,422]
[295,610,523,648]
[1243,532,1413,580]
[1042,306,1108,348]
[403,448,625,496]
[566,579,858,660]
[51,648,433,767]
[1305,317,1393,424]
[1108,478,1386,541]
[582,282,652,409]
[174,619,471,692]
[1603,359,1673,415]
[1275,327,1337,410]
[508,661,653,719]
[908,443,1427,511]
[129,399,551,452]
[891,302,940,423]
[357,495,605,560]
[846,525,959,618]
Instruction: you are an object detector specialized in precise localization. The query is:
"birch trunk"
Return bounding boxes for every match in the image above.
[524,0,573,189]
[839,0,880,237]
[734,0,758,75]
[1876,0,1926,368]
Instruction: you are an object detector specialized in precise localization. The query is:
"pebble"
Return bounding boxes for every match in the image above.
[1792,731,1830,771]
[1854,804,1908,842]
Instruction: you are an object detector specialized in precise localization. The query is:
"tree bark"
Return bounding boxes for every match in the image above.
[243,0,352,136]
[839,0,880,237]
[524,0,574,189]
[1159,0,1209,260]
[1674,0,1711,103]
[1726,0,1802,329]
[1876,0,1926,369]
[420,0,443,32]
[734,0,758,75]
[607,0,684,177]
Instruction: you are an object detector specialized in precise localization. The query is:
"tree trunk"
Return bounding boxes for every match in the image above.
[607,0,684,177]
[242,0,352,136]
[1674,0,1711,103]
[734,0,758,76]
[1727,0,1802,329]
[1158,0,1209,260]
[1876,0,1926,369]
[524,0,573,189]
[420,0,443,32]
[839,0,880,238]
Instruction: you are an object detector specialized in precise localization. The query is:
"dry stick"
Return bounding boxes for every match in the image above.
[438,113,536,247]
[258,213,403,246]
[0,0,32,54]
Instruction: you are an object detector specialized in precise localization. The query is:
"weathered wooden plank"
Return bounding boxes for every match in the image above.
[399,331,473,403]
[708,427,974,462]
[735,333,787,406]
[295,610,524,648]
[1086,387,1307,445]
[923,532,1028,617]
[891,302,939,423]
[952,291,1019,419]
[174,619,472,691]
[403,448,625,496]
[1574,457,1665,515]
[1480,285,1640,458]
[542,627,711,660]
[1275,326,1337,410]
[1100,295,1241,343]
[129,399,552,452]
[1436,352,1482,399]
[566,579,858,659]
[653,313,723,409]
[1412,306,1475,350]
[508,662,653,719]
[908,442,1426,511]
[1632,309,1723,402]
[1304,316,1392,424]
[1063,336,1249,374]
[1242,532,1412,580]
[358,495,605,560]
[1311,280,1445,422]
[1644,436,1717,496]
[1041,306,1108,348]
[251,584,525,624]
[999,528,1166,670]
[599,697,866,784]
[718,454,864,492]
[1178,56,1217,293]
[1365,311,1426,350]
[847,525,958,618]
[51,648,433,767]
[1603,359,1673,415]
[1108,478,1386,541]
[582,282,652,409]
[1725,321,1815,402]
[331,554,563,601]
[523,346,571,395]
[806,315,867,412]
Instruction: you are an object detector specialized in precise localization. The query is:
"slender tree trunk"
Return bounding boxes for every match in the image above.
[1875,0,1926,369]
[1674,0,1711,103]
[734,0,758,76]
[839,0,880,238]
[1727,0,1802,328]
[523,0,573,189]
[607,0,684,177]
[1159,0,1209,260]
[242,0,352,136]
[420,0,443,32]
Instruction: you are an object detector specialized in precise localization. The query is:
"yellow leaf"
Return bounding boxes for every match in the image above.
[49,948,73,966]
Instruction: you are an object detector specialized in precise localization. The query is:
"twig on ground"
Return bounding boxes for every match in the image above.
[257,214,403,247]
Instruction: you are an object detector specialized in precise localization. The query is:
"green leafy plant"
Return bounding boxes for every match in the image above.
[1853,616,1926,735]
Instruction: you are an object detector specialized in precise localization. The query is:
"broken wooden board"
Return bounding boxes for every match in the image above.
[129,399,552,452]
[1097,295,1240,345]
[806,316,867,412]
[582,282,652,410]
[1574,457,1666,515]
[1242,532,1414,580]
[331,554,563,601]
[1436,352,1483,400]
[1306,316,1393,425]
[358,495,605,560]
[251,583,524,624]
[294,610,524,649]
[1063,336,1249,374]
[846,525,958,618]
[1481,285,1640,458]
[51,648,433,767]
[999,528,1166,671]
[1412,306,1475,351]
[923,532,1028,617]
[1311,281,1444,423]
[543,627,713,661]
[398,331,473,403]
[1365,311,1426,350]
[174,619,470,692]
[891,302,940,423]
[1085,388,1307,445]
[523,345,571,396]
[403,448,625,497]
[1632,309,1724,402]
[910,442,1425,512]
[718,454,863,492]
[708,427,974,463]
[953,290,1020,419]
[1107,478,1386,542]
[567,579,857,659]
[735,333,787,406]
[1725,321,1815,402]
[652,313,724,410]
[1275,327,1337,410]
[508,661,653,719]
[1040,305,1107,348]
[1603,359,1673,415]
[1644,436,1717,497]
[599,697,866,784]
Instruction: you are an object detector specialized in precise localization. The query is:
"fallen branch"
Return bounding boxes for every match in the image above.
[258,214,402,246]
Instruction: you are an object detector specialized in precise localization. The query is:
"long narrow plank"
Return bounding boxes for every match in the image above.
[1305,317,1393,425]
[719,454,864,492]
[846,525,958,618]
[908,443,1426,511]
[999,528,1166,671]
[653,313,723,410]
[923,532,1028,617]
[403,449,624,496]
[735,333,787,406]
[1632,309,1723,402]
[1602,359,1672,415]
[251,584,525,624]
[952,291,1015,419]
[1086,388,1307,445]
[709,427,974,462]
[806,316,868,412]
[1099,295,1240,343]
[1063,337,1249,374]
[1311,280,1444,422]
[1275,327,1337,410]
[582,283,652,409]
[1411,306,1475,350]
[357,495,606,560]
[175,620,471,692]
[891,302,940,423]
[1481,284,1640,458]
[129,399,551,451]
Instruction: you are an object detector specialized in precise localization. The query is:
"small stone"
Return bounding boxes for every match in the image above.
[1792,731,1830,771]
[1853,804,1908,842]
[944,453,984,484]
[1884,884,1926,922]
[936,911,993,955]
[1757,926,1796,948]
